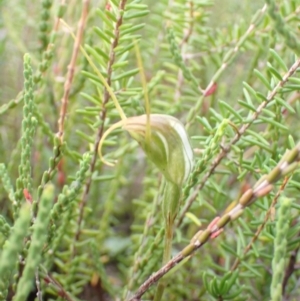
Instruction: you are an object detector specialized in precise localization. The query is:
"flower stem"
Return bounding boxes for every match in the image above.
[153,221,173,301]
[154,181,179,301]
[163,219,174,264]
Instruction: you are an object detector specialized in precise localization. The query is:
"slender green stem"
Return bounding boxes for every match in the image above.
[163,220,173,264]
[154,283,165,301]
[154,181,179,301]
[153,221,173,301]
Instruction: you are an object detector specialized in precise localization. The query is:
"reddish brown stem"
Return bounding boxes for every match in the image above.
[57,0,89,141]
[73,0,128,255]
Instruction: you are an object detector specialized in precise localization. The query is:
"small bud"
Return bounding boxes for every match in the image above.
[204,82,217,97]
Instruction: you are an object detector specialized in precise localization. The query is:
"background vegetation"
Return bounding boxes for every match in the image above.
[0,0,300,300]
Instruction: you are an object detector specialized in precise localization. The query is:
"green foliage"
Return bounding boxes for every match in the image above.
[14,54,37,215]
[14,185,54,301]
[0,205,31,300]
[0,0,300,301]
[270,198,291,301]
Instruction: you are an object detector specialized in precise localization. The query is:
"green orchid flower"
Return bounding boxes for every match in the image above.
[123,114,194,186]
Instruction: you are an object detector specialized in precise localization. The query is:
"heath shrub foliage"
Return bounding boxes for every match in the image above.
[0,0,300,301]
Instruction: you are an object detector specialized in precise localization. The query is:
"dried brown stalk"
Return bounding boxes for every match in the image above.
[57,0,90,141]
[230,176,290,272]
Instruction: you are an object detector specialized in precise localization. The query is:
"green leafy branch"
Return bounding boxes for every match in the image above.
[129,141,300,301]
[178,56,300,226]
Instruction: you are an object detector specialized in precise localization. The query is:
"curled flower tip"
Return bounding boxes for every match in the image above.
[98,120,125,167]
[123,114,194,185]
